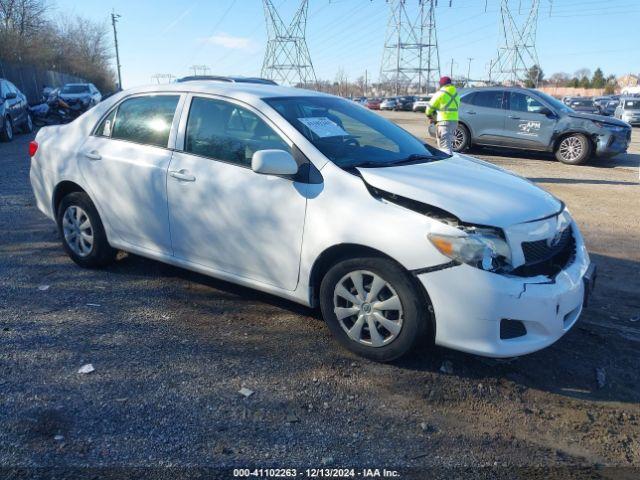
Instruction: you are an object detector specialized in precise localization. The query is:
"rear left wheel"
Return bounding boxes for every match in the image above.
[319,257,430,362]
[0,116,13,142]
[452,124,471,152]
[56,192,116,268]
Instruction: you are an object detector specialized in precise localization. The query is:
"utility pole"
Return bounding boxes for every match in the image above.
[261,0,317,87]
[449,57,457,79]
[365,69,368,97]
[190,65,209,76]
[111,11,123,90]
[380,0,444,96]
[466,57,473,86]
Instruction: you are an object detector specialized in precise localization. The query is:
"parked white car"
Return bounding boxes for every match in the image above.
[412,95,432,112]
[29,81,596,361]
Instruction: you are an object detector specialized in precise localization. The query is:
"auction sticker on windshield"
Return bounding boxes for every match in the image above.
[298,117,349,138]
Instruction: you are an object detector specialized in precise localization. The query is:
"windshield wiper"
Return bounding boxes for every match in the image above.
[352,153,449,169]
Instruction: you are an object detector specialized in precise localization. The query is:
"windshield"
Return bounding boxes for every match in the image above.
[62,85,90,94]
[535,91,573,113]
[623,100,640,110]
[266,96,448,168]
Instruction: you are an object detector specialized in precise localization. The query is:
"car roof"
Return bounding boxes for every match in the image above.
[113,81,332,103]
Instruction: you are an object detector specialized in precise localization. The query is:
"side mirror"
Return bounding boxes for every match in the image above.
[5,91,17,100]
[252,149,298,176]
[537,107,553,116]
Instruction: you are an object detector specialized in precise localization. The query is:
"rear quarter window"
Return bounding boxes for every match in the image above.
[109,95,180,148]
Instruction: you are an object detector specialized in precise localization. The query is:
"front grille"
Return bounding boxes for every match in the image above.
[522,227,572,264]
[512,227,575,277]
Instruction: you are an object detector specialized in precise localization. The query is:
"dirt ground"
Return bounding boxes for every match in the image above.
[0,115,639,477]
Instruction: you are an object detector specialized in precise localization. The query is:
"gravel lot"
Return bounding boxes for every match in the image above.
[1,118,639,476]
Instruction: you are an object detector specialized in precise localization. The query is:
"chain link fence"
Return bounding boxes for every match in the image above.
[0,60,87,104]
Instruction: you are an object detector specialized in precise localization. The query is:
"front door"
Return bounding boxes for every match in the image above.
[167,95,307,291]
[79,94,182,254]
[502,91,557,150]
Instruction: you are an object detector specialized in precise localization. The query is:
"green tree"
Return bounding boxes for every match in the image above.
[579,76,591,88]
[524,64,544,87]
[570,77,580,88]
[591,68,605,89]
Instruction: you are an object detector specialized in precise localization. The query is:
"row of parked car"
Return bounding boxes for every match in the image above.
[0,78,102,142]
[561,94,640,123]
[357,95,433,112]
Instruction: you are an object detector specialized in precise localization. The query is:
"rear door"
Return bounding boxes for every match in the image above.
[461,90,507,145]
[502,91,556,150]
[79,94,184,254]
[166,95,307,290]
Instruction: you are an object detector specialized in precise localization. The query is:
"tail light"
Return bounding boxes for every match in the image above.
[29,140,38,157]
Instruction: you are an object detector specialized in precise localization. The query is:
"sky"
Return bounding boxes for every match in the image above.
[53,0,640,89]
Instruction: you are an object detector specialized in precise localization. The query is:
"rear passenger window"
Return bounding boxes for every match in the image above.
[110,95,179,148]
[185,97,290,168]
[471,91,504,109]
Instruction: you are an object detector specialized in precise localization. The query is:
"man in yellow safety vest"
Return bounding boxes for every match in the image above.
[426,76,460,155]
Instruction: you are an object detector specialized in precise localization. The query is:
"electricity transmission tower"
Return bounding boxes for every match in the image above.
[380,0,441,95]
[261,0,317,87]
[489,0,541,86]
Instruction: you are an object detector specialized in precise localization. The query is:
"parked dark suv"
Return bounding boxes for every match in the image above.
[1,78,33,142]
[436,87,631,165]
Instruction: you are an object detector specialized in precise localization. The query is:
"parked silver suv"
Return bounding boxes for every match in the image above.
[442,87,631,165]
[614,97,640,126]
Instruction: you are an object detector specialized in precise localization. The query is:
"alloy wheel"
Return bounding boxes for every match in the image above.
[559,136,583,162]
[452,127,465,150]
[333,270,404,347]
[62,205,94,257]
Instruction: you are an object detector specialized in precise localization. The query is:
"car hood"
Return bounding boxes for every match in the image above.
[357,155,562,228]
[567,111,628,126]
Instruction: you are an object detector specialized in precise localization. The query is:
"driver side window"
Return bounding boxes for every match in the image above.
[185,97,290,168]
[510,92,545,113]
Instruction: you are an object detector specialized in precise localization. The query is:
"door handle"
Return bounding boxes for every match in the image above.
[169,170,196,182]
[508,115,521,120]
[465,110,477,115]
[84,150,101,161]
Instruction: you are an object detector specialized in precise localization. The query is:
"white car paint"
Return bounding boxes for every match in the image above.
[29,81,592,358]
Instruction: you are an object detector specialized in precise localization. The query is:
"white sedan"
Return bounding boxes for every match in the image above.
[29,81,595,361]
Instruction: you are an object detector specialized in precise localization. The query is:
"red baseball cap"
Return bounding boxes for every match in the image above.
[439,76,452,86]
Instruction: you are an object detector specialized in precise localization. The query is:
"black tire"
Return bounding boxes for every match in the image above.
[22,113,34,133]
[452,123,471,152]
[554,133,592,165]
[56,192,116,268]
[0,116,13,142]
[319,257,430,362]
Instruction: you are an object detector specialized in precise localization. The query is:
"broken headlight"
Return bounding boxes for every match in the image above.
[428,228,512,273]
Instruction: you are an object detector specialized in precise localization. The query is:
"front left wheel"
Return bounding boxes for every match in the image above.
[56,192,116,268]
[319,257,430,362]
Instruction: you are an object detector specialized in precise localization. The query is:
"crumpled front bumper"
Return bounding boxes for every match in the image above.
[417,235,592,358]
[594,129,631,157]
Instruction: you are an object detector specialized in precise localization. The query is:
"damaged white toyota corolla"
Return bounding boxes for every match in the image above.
[29,82,596,361]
